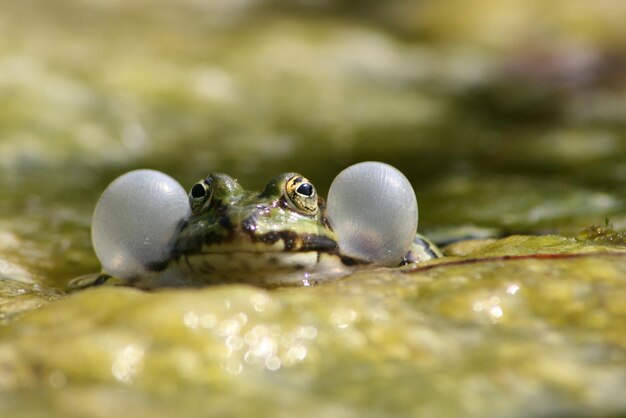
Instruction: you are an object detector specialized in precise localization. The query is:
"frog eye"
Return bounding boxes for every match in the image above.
[285,175,318,215]
[189,178,213,213]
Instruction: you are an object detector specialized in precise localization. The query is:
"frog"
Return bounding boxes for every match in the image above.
[163,172,441,287]
[77,163,441,290]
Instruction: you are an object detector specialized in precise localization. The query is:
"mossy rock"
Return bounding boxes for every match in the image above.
[0,233,625,417]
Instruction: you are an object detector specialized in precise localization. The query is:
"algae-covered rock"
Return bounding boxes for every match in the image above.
[444,234,626,257]
[0,237,625,417]
[578,224,626,247]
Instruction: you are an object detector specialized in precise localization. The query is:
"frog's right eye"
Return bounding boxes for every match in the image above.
[284,175,318,215]
[189,179,213,213]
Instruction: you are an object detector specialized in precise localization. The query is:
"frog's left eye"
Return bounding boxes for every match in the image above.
[285,175,318,215]
[189,178,213,213]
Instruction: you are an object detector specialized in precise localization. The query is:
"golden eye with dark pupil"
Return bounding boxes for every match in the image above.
[285,175,318,215]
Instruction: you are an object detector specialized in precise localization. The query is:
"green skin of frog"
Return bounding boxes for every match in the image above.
[81,172,441,289]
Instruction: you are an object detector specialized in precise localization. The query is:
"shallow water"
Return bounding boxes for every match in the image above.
[1,0,625,416]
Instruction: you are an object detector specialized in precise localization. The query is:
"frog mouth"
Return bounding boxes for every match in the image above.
[176,247,362,286]
[252,230,338,252]
[171,230,364,279]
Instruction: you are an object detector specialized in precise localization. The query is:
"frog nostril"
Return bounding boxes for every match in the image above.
[296,183,313,197]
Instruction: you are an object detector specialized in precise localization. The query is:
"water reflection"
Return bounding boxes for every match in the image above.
[472,295,505,324]
[329,308,358,329]
[183,305,318,373]
[111,343,145,384]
